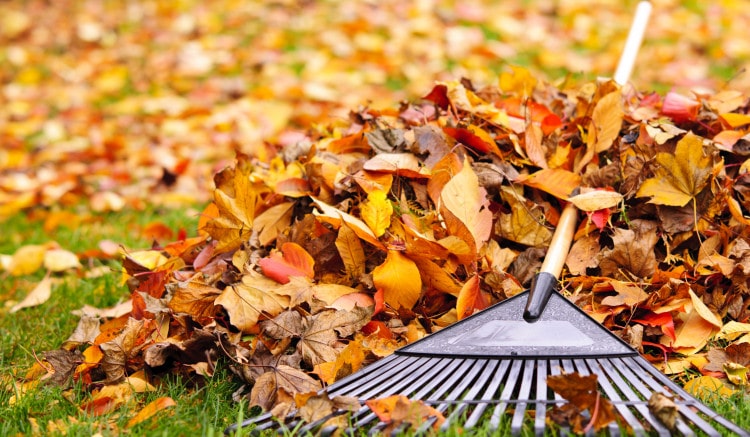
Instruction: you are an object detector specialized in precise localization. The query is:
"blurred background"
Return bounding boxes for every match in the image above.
[2,0,750,215]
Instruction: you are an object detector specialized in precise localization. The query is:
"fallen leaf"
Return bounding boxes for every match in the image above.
[440,157,493,250]
[598,223,657,279]
[455,275,489,320]
[547,372,617,433]
[647,392,677,431]
[567,190,623,212]
[214,274,290,333]
[335,224,366,280]
[8,244,46,276]
[683,376,736,402]
[10,273,53,313]
[577,89,623,172]
[637,133,712,207]
[365,394,445,431]
[601,281,649,307]
[496,186,552,247]
[258,242,315,284]
[372,250,422,309]
[250,365,322,411]
[126,397,176,428]
[360,190,393,237]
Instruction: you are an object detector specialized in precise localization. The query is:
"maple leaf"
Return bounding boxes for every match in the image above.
[598,221,657,280]
[547,373,618,433]
[365,394,445,432]
[636,132,713,207]
[199,155,270,253]
[214,274,290,333]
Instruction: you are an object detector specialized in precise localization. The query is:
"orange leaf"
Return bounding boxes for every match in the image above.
[258,242,315,284]
[456,275,489,320]
[372,251,421,309]
[440,157,493,250]
[633,312,676,343]
[516,168,581,200]
[365,394,445,429]
[126,397,176,428]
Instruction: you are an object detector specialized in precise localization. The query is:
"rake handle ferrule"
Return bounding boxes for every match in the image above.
[524,202,578,322]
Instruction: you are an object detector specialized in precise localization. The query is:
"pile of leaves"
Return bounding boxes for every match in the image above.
[19,69,750,429]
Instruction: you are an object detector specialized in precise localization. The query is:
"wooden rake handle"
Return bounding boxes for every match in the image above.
[523,1,651,322]
[523,202,577,322]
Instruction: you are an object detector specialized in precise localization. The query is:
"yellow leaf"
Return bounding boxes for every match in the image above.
[567,190,623,212]
[361,190,393,237]
[636,133,712,207]
[199,156,270,253]
[672,289,722,355]
[252,202,294,246]
[43,249,81,272]
[724,362,748,386]
[335,224,366,280]
[496,186,552,247]
[214,274,289,332]
[499,65,537,98]
[577,90,623,172]
[126,397,176,428]
[440,157,492,249]
[517,168,582,200]
[10,274,52,313]
[9,244,46,276]
[716,321,750,341]
[684,376,736,402]
[372,251,421,309]
[311,197,383,248]
[720,112,750,128]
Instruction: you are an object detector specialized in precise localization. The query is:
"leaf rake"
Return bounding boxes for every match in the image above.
[227,2,749,436]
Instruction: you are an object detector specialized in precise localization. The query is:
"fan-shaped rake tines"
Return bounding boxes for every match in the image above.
[226,292,748,436]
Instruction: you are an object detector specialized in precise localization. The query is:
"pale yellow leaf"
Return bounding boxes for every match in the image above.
[252,202,294,246]
[9,244,46,276]
[567,190,623,212]
[440,158,492,249]
[715,321,750,342]
[10,274,52,313]
[43,249,82,272]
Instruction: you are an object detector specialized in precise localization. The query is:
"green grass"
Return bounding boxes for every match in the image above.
[2,206,748,436]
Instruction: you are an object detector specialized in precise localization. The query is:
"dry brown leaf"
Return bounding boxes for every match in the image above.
[598,222,657,280]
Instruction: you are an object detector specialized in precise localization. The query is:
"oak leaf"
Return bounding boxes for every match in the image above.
[636,133,712,207]
[199,156,270,253]
[372,250,422,309]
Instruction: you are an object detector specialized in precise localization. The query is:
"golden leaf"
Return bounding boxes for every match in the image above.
[126,397,176,428]
[335,224,366,280]
[440,157,492,249]
[360,190,393,237]
[252,201,294,247]
[636,133,712,207]
[372,251,422,309]
[577,90,623,172]
[496,186,552,247]
[214,274,289,333]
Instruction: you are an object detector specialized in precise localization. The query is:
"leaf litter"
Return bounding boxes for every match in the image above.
[3,0,750,433]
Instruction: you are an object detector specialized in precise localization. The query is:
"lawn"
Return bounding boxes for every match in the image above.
[2,0,750,435]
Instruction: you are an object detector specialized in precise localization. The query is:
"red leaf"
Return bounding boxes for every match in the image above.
[662,92,699,122]
[362,321,393,339]
[588,209,610,231]
[422,84,450,109]
[633,312,677,343]
[258,242,315,284]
